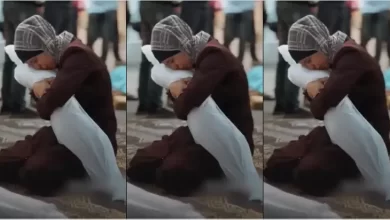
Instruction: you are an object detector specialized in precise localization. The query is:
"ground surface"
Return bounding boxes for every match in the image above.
[126,101,263,218]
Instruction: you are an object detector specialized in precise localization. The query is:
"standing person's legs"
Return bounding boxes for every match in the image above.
[374,11,388,62]
[237,10,253,62]
[275,2,311,115]
[342,4,351,36]
[317,2,345,35]
[44,2,71,34]
[101,10,117,63]
[112,13,123,63]
[139,2,175,115]
[223,13,237,51]
[2,2,37,114]
[360,13,373,51]
[86,13,101,50]
[206,3,215,37]
[69,5,79,36]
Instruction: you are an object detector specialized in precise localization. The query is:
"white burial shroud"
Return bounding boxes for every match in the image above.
[4,45,125,201]
[0,186,66,218]
[142,45,262,200]
[279,44,390,199]
[5,45,203,218]
[143,45,340,218]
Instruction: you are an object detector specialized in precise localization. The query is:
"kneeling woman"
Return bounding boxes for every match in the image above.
[127,15,255,196]
[264,15,390,196]
[0,15,118,196]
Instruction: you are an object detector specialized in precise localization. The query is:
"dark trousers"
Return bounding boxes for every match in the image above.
[2,2,38,111]
[223,10,254,62]
[317,1,347,35]
[69,5,79,37]
[361,11,389,62]
[274,2,311,112]
[206,5,215,37]
[43,1,72,34]
[180,1,208,34]
[138,2,175,110]
[87,10,117,62]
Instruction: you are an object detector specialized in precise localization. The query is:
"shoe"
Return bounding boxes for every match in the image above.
[147,107,175,118]
[135,105,148,116]
[127,94,138,101]
[10,108,38,119]
[272,104,284,116]
[115,60,126,66]
[284,108,312,119]
[0,106,12,115]
[263,94,275,101]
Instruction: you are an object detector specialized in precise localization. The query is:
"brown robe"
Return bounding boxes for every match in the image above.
[264,40,390,196]
[0,39,118,196]
[127,39,255,196]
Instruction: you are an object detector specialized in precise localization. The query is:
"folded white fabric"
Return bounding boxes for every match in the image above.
[142,45,262,200]
[126,183,203,218]
[279,44,390,199]
[0,187,66,218]
[5,45,126,201]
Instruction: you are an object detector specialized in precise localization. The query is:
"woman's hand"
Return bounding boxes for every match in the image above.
[306,78,327,98]
[168,79,188,98]
[32,79,51,98]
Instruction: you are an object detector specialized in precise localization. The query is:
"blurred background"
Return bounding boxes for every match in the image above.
[0,0,128,115]
[264,0,390,117]
[127,0,263,117]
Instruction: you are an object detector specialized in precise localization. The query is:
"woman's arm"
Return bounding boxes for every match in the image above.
[309,48,366,120]
[35,47,98,120]
[172,47,230,120]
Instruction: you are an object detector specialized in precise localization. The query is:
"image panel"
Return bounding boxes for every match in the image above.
[263,0,390,218]
[0,0,127,218]
[126,0,262,218]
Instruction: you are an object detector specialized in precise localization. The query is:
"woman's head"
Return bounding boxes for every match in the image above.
[287,15,347,70]
[14,15,74,70]
[150,15,210,70]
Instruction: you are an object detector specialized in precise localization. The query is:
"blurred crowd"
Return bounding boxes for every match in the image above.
[128,0,262,118]
[264,0,390,118]
[0,0,126,118]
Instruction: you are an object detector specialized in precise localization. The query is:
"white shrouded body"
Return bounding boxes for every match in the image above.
[0,187,66,218]
[5,45,125,201]
[279,44,390,200]
[126,183,203,218]
[143,45,262,200]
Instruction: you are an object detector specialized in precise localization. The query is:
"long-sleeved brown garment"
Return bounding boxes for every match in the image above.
[0,39,118,196]
[264,40,390,196]
[127,39,255,196]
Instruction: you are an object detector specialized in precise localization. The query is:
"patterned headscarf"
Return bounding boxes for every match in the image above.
[151,15,210,62]
[288,15,348,63]
[14,15,74,63]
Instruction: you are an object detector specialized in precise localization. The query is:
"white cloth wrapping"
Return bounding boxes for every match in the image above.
[0,187,66,218]
[142,45,262,200]
[279,44,390,199]
[4,45,126,201]
[126,183,203,218]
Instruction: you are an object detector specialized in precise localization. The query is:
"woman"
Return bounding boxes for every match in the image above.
[0,15,118,196]
[127,15,255,196]
[264,15,390,196]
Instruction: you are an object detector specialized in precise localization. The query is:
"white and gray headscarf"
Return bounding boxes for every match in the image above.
[288,15,348,63]
[14,15,74,63]
[151,15,210,63]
